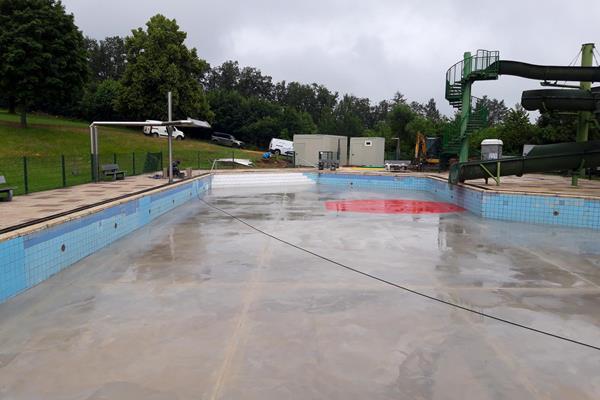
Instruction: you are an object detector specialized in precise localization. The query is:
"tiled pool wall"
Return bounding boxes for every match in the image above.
[1,171,599,304]
[0,175,211,303]
[309,173,600,230]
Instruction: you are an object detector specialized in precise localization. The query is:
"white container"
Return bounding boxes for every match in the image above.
[481,139,503,160]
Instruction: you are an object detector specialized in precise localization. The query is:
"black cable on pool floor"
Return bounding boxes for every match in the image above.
[200,198,600,352]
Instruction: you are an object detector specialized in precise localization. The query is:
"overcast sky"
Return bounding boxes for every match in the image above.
[62,0,600,117]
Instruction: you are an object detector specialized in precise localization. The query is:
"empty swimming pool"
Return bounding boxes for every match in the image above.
[0,182,599,399]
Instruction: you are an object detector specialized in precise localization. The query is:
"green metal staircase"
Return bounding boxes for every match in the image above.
[442,97,489,155]
[442,50,500,158]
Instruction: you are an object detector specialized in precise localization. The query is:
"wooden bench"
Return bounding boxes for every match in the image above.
[101,164,126,180]
[0,175,15,201]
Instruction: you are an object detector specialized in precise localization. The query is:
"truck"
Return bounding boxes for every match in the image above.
[143,120,185,140]
[269,138,294,155]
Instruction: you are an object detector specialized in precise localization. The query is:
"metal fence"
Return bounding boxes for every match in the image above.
[0,150,228,196]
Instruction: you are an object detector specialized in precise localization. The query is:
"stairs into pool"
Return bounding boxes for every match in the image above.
[211,172,315,188]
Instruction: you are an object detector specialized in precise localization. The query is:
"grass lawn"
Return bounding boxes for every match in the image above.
[0,110,266,195]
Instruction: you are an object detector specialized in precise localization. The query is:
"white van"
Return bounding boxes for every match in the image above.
[269,138,294,155]
[143,120,185,140]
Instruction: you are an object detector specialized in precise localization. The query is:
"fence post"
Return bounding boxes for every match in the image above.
[113,153,117,164]
[160,151,164,171]
[132,152,136,175]
[23,156,29,194]
[232,151,235,169]
[197,151,200,169]
[61,155,66,187]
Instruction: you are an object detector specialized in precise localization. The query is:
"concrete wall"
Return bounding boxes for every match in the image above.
[293,135,348,166]
[349,137,385,166]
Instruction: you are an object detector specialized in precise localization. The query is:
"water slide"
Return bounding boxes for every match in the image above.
[449,140,600,184]
[448,61,600,184]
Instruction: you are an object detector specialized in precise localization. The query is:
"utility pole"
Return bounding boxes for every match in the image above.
[459,52,473,163]
[572,43,594,186]
[167,91,173,184]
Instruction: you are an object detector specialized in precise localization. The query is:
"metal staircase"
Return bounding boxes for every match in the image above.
[442,50,500,157]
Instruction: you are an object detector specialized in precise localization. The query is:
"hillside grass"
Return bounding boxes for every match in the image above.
[0,110,265,195]
[0,110,261,158]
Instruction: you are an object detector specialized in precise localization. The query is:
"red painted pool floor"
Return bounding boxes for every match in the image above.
[325,199,465,214]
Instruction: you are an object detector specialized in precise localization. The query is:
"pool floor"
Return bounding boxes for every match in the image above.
[0,185,599,399]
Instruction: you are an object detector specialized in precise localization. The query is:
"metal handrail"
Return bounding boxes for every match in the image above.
[445,50,500,99]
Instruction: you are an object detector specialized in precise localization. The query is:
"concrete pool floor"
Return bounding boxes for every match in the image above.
[0,185,599,399]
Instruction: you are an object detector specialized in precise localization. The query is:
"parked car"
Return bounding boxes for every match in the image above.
[143,120,185,140]
[211,132,244,148]
[269,138,294,155]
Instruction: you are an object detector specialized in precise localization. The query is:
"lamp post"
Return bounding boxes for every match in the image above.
[167,91,173,183]
[392,138,400,160]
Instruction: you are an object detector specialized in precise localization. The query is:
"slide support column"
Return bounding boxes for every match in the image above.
[572,43,594,186]
[459,52,472,163]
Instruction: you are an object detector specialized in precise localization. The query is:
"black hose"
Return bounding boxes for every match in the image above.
[200,198,600,352]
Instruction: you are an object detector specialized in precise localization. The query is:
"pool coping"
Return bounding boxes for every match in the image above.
[0,173,210,243]
[2,170,599,242]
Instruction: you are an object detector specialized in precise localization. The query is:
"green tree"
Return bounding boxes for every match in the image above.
[85,36,127,82]
[0,0,88,126]
[237,66,274,100]
[498,105,534,154]
[116,14,213,122]
[80,79,122,121]
[279,107,317,136]
[334,95,371,135]
[206,60,241,92]
[477,95,509,126]
[207,89,247,134]
[240,116,281,147]
[388,103,416,156]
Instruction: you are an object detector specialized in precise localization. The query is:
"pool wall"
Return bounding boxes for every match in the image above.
[0,175,211,303]
[2,171,599,304]
[310,173,600,230]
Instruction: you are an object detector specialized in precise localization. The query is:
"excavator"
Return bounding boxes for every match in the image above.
[414,132,441,170]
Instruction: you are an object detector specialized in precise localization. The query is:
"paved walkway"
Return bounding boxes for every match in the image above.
[459,174,600,198]
[340,168,600,199]
[0,175,170,230]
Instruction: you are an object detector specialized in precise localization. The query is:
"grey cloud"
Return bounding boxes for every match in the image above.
[63,0,600,117]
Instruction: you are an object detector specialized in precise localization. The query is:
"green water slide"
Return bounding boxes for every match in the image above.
[445,45,600,185]
[449,140,600,184]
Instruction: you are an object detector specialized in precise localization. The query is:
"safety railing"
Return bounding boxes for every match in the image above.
[445,49,500,100]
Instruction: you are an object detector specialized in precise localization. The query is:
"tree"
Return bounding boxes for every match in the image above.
[80,79,122,121]
[279,107,317,136]
[116,14,213,122]
[423,98,442,123]
[277,81,338,127]
[391,91,407,105]
[207,89,247,134]
[388,103,415,156]
[206,60,240,92]
[237,66,274,100]
[0,0,88,126]
[477,95,509,126]
[334,94,371,135]
[497,104,534,154]
[85,36,127,82]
